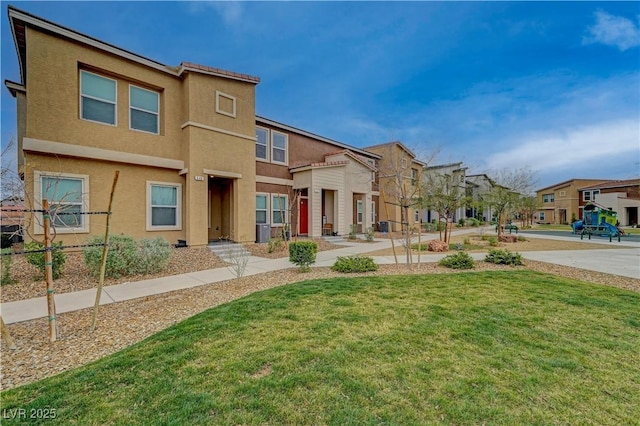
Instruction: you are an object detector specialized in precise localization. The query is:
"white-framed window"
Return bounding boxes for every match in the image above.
[80,70,116,126]
[130,85,159,134]
[147,182,182,231]
[584,190,599,201]
[35,171,90,234]
[411,169,418,186]
[401,158,408,169]
[371,201,376,223]
[256,127,269,161]
[543,193,554,203]
[272,194,288,225]
[271,131,288,165]
[539,211,546,221]
[215,91,237,118]
[256,193,269,224]
[356,199,363,224]
[559,190,566,197]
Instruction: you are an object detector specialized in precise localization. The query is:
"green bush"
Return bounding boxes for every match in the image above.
[348,224,358,240]
[268,238,283,253]
[24,240,66,280]
[411,243,429,251]
[331,256,378,273]
[439,251,474,269]
[1,248,16,285]
[466,218,480,227]
[488,236,499,247]
[289,241,318,272]
[485,249,524,266]
[136,238,171,274]
[517,235,527,242]
[83,235,170,278]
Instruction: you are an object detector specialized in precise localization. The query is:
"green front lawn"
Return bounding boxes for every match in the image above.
[2,271,639,425]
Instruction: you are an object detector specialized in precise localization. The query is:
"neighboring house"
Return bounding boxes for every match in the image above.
[364,142,425,232]
[4,6,259,247]
[465,174,497,222]
[0,198,25,244]
[255,117,380,238]
[577,179,640,226]
[422,162,468,224]
[535,179,609,224]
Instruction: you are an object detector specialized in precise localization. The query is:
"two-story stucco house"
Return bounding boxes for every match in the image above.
[364,142,425,233]
[255,117,380,238]
[535,178,609,224]
[5,6,259,246]
[421,162,468,224]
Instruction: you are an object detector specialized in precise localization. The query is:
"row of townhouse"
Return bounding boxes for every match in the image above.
[2,6,420,247]
[535,179,640,226]
[4,6,515,247]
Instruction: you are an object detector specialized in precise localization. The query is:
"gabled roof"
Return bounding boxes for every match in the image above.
[6,5,260,87]
[364,141,427,166]
[289,161,349,173]
[577,179,640,191]
[535,178,608,193]
[324,150,377,171]
[256,116,381,160]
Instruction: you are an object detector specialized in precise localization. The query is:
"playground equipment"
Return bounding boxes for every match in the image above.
[571,202,624,242]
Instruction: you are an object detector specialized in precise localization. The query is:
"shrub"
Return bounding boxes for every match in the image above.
[84,235,137,278]
[463,237,471,245]
[268,238,283,253]
[485,248,524,266]
[466,218,480,227]
[348,224,358,240]
[83,235,171,279]
[450,242,464,251]
[517,235,527,242]
[331,255,378,273]
[457,218,465,227]
[136,238,171,274]
[411,243,428,251]
[1,248,16,285]
[365,227,375,242]
[439,251,474,269]
[24,240,66,280]
[488,236,499,247]
[289,241,318,272]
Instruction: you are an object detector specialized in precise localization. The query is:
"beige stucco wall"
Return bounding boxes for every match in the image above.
[20,26,258,246]
[23,153,185,246]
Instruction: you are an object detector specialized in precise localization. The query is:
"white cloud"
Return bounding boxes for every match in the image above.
[583,11,640,51]
[485,119,640,172]
[186,1,244,26]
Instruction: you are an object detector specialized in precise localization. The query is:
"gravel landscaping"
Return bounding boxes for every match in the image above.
[1,236,638,390]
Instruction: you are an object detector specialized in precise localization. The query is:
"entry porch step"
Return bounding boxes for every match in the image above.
[208,241,251,262]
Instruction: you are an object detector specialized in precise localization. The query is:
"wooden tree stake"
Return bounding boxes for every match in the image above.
[90,171,119,333]
[43,199,57,342]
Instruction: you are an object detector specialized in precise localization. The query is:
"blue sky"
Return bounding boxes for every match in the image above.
[1,1,639,190]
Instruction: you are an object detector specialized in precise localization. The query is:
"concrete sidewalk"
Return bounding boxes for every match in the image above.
[2,228,638,324]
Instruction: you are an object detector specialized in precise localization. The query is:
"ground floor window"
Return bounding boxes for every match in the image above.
[357,199,363,224]
[539,211,545,221]
[35,171,89,233]
[147,181,181,230]
[256,194,268,224]
[272,194,288,225]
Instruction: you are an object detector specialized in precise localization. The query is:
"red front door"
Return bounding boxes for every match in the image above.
[300,198,309,234]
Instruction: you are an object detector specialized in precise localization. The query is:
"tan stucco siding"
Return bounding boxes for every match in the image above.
[23,152,185,246]
[25,29,183,160]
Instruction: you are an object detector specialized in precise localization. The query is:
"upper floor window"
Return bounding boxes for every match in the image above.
[584,190,599,201]
[543,193,554,203]
[130,85,159,134]
[256,127,268,161]
[80,70,116,125]
[272,131,288,165]
[411,169,418,186]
